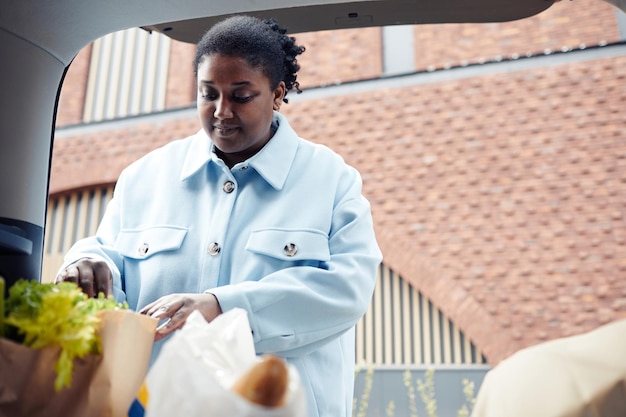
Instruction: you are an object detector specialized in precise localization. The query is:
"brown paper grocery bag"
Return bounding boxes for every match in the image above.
[0,309,157,417]
[471,318,626,417]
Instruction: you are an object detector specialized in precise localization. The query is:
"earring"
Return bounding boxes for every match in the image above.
[273,103,281,111]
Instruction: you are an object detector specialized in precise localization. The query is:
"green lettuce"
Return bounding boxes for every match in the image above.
[2,278,127,391]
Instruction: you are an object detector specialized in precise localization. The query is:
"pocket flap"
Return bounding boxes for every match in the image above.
[115,225,188,259]
[246,228,330,262]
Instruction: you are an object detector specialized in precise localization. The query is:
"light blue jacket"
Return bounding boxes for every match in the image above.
[61,112,382,417]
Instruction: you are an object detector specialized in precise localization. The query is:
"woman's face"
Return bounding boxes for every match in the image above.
[196,54,285,167]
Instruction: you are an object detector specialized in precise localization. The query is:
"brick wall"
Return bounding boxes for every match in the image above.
[296,27,383,87]
[281,55,626,361]
[411,0,621,70]
[56,45,92,126]
[165,41,196,108]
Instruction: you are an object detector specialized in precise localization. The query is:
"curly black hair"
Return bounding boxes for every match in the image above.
[193,15,306,103]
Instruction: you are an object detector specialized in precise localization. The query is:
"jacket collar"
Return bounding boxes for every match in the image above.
[180,112,298,191]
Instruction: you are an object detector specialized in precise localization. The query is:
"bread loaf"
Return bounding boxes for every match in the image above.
[231,354,289,407]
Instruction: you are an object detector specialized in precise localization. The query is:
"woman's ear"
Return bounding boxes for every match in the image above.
[273,82,286,111]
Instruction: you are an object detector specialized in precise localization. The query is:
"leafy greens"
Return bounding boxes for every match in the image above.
[2,278,127,391]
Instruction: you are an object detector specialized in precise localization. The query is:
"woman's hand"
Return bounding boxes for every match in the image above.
[54,258,113,298]
[140,293,223,341]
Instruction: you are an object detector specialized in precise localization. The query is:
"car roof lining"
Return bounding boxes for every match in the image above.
[1,0,554,65]
[143,0,554,44]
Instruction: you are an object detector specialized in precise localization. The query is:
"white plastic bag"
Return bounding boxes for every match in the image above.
[143,308,307,417]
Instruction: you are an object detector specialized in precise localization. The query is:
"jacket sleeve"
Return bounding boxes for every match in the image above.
[209,168,382,358]
[56,182,127,303]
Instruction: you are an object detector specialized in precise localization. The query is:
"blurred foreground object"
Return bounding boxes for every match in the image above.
[555,0,626,12]
[603,0,626,11]
[2,279,128,390]
[1,278,157,417]
[471,318,626,417]
[139,309,307,417]
[231,354,289,407]
[0,309,157,417]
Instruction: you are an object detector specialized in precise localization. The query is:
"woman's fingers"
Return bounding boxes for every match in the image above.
[140,297,173,316]
[58,264,79,284]
[141,297,189,340]
[92,262,113,297]
[140,294,223,341]
[76,262,96,298]
[57,262,95,297]
[154,313,186,341]
[54,258,112,298]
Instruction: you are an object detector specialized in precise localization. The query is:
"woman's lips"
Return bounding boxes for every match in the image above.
[213,125,239,138]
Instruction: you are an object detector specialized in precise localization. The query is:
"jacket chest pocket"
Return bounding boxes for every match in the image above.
[245,228,330,262]
[115,225,188,259]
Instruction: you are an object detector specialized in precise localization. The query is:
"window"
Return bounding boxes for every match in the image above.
[83,28,170,122]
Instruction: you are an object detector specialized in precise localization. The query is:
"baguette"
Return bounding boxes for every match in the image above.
[231,354,289,407]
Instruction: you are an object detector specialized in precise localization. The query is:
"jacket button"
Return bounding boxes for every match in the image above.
[223,181,235,193]
[283,243,297,257]
[138,243,149,256]
[208,242,221,255]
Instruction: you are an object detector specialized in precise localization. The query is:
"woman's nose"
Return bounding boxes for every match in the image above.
[214,97,233,119]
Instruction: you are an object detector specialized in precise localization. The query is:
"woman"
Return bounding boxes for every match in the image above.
[56,15,381,417]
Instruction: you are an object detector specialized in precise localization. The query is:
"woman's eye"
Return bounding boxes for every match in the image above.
[199,91,254,103]
[233,95,253,103]
[201,92,217,101]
